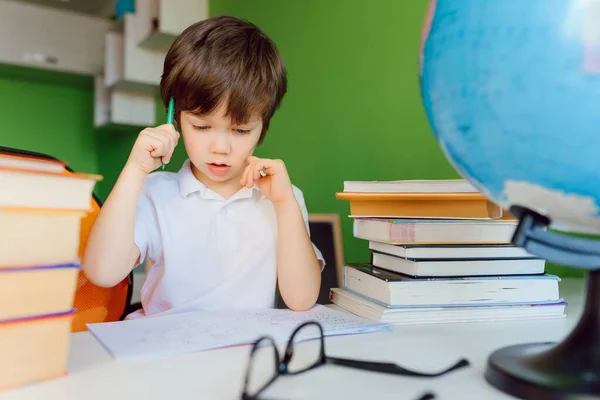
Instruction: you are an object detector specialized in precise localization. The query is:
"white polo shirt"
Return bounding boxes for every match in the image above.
[127,159,324,319]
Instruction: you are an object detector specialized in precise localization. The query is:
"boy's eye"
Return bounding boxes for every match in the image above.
[193,125,210,131]
[234,128,251,135]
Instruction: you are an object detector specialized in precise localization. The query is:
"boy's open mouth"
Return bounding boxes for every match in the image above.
[207,162,231,176]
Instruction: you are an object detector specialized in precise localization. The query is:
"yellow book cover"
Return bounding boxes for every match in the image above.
[0,311,73,391]
[0,264,79,321]
[336,192,504,220]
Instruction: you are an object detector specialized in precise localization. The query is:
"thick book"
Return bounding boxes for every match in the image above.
[0,263,80,321]
[336,191,504,219]
[368,241,536,260]
[342,179,479,193]
[342,264,560,306]
[330,288,566,325]
[0,208,85,267]
[371,251,545,277]
[354,218,518,244]
[0,310,73,391]
[0,166,101,210]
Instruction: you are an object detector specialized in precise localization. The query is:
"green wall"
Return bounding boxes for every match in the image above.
[0,65,98,175]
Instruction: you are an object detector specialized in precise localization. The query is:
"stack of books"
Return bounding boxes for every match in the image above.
[332,179,566,325]
[0,153,100,390]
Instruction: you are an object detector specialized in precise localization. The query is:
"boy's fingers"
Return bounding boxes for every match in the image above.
[253,160,266,180]
[259,159,278,175]
[162,128,179,147]
[145,130,171,147]
[241,163,251,186]
[147,136,172,160]
[247,160,259,187]
[160,133,176,155]
[157,123,177,134]
[163,138,177,164]
[149,147,161,158]
[166,125,180,141]
[152,124,179,144]
[246,164,254,187]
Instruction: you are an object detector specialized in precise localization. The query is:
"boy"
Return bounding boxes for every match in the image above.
[83,16,324,318]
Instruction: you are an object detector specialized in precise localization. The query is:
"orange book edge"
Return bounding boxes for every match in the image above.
[0,165,102,181]
[0,206,91,214]
[336,192,516,220]
[0,371,68,392]
[0,153,67,167]
[0,309,74,327]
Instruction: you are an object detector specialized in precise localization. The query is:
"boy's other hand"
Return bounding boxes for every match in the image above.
[126,124,180,174]
[241,156,294,203]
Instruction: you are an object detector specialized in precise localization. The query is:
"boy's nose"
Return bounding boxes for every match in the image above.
[210,131,231,154]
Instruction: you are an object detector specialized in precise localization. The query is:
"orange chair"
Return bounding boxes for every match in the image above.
[0,146,133,332]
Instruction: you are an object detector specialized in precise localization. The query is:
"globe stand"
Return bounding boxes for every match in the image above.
[484,206,600,399]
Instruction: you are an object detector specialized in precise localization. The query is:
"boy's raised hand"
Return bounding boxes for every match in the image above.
[126,124,180,174]
[241,156,295,204]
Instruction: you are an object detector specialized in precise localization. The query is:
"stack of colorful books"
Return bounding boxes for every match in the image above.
[332,179,566,325]
[0,153,100,390]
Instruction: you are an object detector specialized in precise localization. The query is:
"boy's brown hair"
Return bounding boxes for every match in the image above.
[160,15,287,144]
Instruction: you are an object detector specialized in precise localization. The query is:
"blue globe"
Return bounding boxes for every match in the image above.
[420,0,600,234]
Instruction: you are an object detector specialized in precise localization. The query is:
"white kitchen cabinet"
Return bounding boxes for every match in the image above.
[94,75,156,128]
[0,0,111,76]
[103,11,166,94]
[137,0,209,51]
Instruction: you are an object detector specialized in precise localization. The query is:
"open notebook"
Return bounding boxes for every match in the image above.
[87,305,390,360]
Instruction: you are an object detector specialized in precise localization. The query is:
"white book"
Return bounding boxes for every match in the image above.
[369,241,535,260]
[0,153,66,173]
[330,288,566,325]
[342,265,560,306]
[343,179,478,193]
[371,251,545,277]
[354,218,517,244]
[0,167,101,210]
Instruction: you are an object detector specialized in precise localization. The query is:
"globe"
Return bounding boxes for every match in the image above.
[419,0,600,235]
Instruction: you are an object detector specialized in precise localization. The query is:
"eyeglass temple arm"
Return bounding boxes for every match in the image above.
[326,357,469,377]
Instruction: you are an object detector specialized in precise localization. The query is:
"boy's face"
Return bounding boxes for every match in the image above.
[179,102,263,190]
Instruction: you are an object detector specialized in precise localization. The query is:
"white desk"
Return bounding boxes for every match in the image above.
[0,279,586,400]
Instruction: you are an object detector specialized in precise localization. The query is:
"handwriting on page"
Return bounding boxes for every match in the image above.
[87,305,390,360]
[136,319,250,347]
[248,307,383,332]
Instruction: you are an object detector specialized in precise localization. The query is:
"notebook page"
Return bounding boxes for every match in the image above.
[87,305,390,360]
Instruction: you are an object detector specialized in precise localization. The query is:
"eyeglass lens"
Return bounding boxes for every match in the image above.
[283,322,324,374]
[244,337,279,398]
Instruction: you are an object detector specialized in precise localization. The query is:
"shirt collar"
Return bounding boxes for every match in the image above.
[177,159,263,201]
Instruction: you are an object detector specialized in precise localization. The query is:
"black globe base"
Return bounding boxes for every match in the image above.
[484,207,600,399]
[485,270,600,399]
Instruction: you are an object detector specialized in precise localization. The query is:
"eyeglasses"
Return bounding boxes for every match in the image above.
[240,321,470,400]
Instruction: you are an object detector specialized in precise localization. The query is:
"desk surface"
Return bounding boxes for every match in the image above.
[0,278,586,400]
